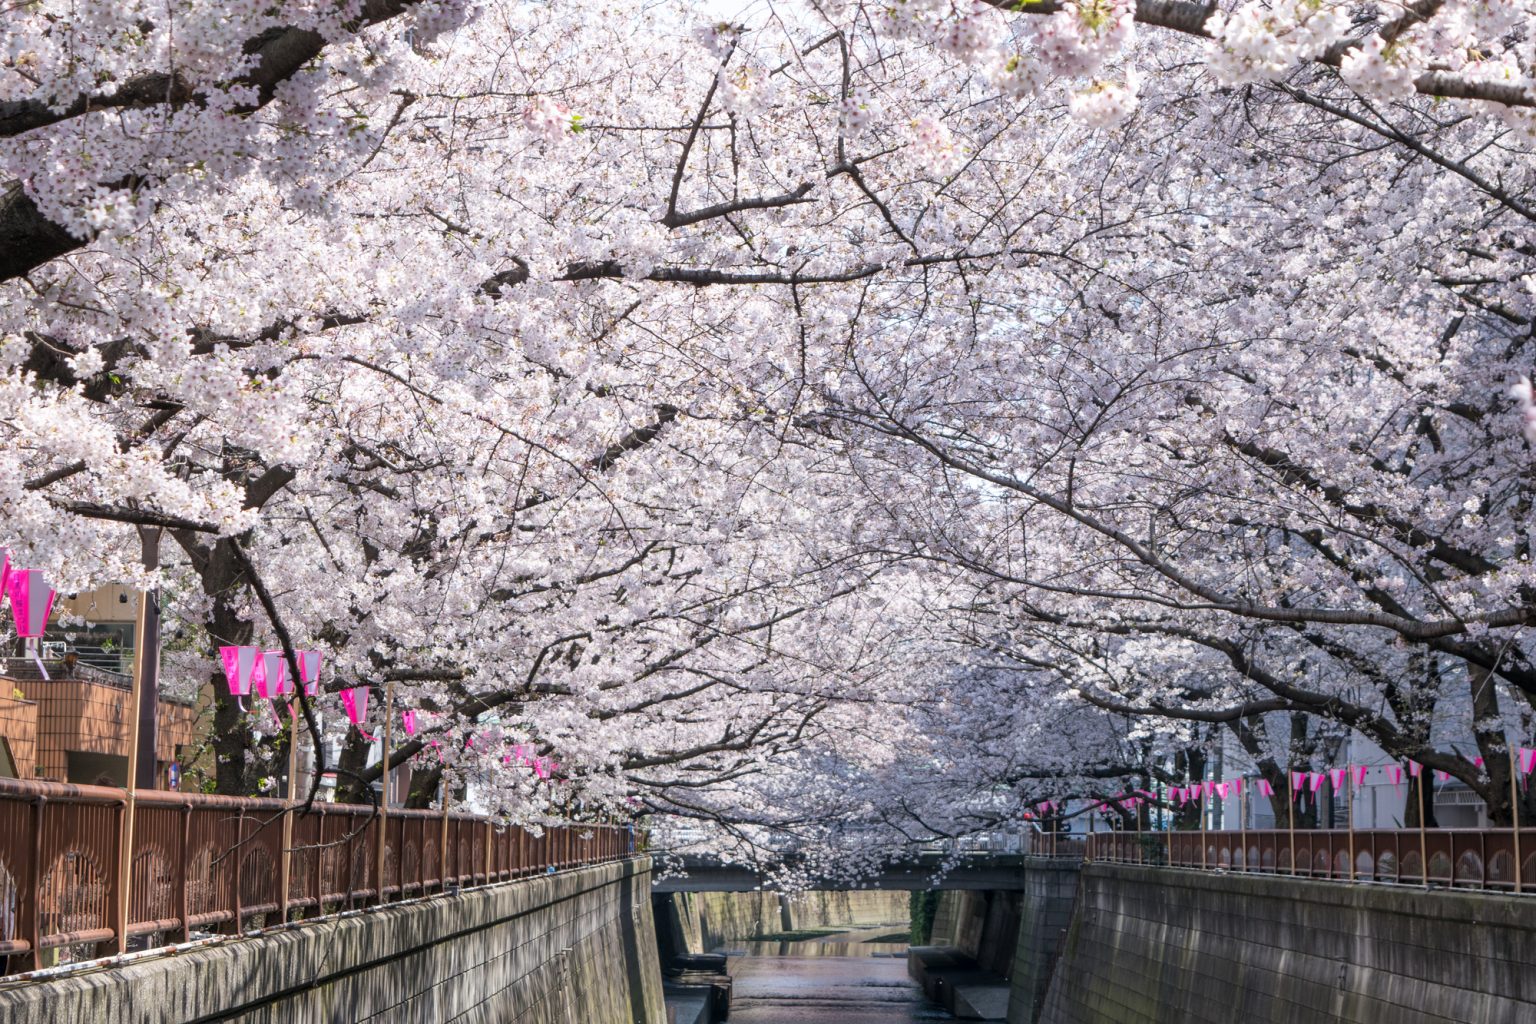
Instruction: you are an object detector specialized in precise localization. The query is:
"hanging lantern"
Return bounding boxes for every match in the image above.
[341,686,370,726]
[402,709,417,737]
[8,568,56,638]
[296,650,323,696]
[257,651,291,699]
[219,645,265,712]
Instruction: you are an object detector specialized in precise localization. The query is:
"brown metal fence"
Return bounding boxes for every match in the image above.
[1086,827,1536,893]
[0,777,633,974]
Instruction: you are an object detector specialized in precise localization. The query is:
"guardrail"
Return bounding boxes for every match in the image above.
[0,777,633,974]
[1087,827,1536,893]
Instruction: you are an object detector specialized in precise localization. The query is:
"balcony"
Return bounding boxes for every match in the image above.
[0,657,202,788]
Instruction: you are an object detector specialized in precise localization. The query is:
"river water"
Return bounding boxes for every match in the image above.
[721,925,952,1023]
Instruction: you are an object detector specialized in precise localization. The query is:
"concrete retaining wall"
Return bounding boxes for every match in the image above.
[0,858,665,1024]
[1039,863,1536,1023]
[1007,861,1080,1024]
[663,890,909,953]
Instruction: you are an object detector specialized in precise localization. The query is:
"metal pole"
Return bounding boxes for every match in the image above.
[376,681,393,904]
[1509,741,1522,895]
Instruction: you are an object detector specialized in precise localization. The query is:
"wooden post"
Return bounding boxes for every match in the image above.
[1347,766,1356,882]
[1510,742,1522,895]
[1239,776,1248,873]
[278,708,298,924]
[376,681,393,904]
[1200,783,1208,870]
[439,787,451,892]
[1287,765,1296,877]
[116,586,152,953]
[1419,765,1429,889]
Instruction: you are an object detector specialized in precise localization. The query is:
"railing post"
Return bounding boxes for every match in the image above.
[232,806,246,934]
[484,820,492,882]
[25,795,45,971]
[112,788,130,955]
[178,803,192,942]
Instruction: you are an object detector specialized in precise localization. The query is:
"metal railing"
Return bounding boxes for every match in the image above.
[1086,827,1536,893]
[0,777,634,974]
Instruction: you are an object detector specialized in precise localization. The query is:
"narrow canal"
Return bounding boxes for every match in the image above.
[721,925,953,1022]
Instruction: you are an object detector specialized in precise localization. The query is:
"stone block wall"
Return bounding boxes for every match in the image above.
[0,858,665,1024]
[1039,863,1536,1023]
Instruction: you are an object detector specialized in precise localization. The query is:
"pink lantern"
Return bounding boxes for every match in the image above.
[1387,766,1403,787]
[1522,748,1536,775]
[1328,767,1346,790]
[8,568,56,638]
[402,710,417,736]
[1291,771,1305,791]
[296,650,323,696]
[1257,779,1274,797]
[1309,773,1324,792]
[257,651,291,698]
[1354,765,1367,786]
[219,645,266,710]
[535,757,551,780]
[1409,761,1422,777]
[340,686,370,725]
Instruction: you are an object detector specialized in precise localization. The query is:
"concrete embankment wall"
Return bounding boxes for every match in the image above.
[1039,863,1536,1023]
[919,862,1080,1024]
[661,890,909,954]
[0,858,665,1024]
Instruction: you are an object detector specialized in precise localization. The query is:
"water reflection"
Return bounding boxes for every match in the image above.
[722,925,951,1023]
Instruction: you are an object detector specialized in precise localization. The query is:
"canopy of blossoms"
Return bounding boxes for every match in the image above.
[1,0,1534,870]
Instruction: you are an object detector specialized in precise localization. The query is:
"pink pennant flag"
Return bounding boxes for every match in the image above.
[1309,773,1324,793]
[7,569,56,638]
[1354,765,1367,786]
[1387,766,1402,787]
[296,650,323,696]
[1409,761,1422,778]
[402,709,417,736]
[1522,749,1536,775]
[1257,779,1274,798]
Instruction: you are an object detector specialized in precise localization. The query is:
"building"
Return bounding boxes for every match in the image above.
[0,585,205,788]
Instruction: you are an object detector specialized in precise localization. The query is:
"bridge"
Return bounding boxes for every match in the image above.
[649,850,1079,892]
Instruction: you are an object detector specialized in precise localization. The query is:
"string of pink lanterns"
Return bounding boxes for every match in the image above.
[217,646,563,783]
